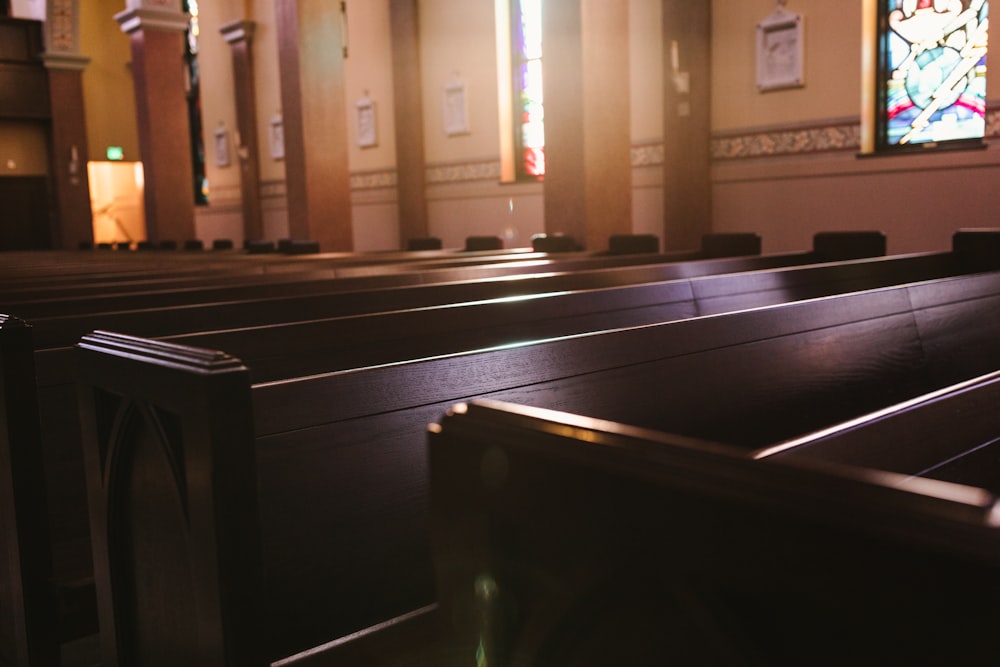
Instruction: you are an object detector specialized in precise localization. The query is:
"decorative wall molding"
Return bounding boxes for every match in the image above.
[426,159,502,185]
[631,141,664,167]
[207,184,242,203]
[46,0,78,52]
[986,109,1000,138]
[713,107,1000,161]
[712,120,861,160]
[350,169,397,191]
[260,179,286,199]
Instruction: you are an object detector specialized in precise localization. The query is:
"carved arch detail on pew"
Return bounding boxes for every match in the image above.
[96,393,190,528]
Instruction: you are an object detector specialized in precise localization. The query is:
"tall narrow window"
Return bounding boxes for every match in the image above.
[876,0,989,151]
[183,0,208,204]
[496,0,545,182]
[512,0,544,179]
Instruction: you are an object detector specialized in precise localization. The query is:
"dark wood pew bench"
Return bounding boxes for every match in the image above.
[31,236,979,591]
[21,231,893,349]
[6,247,733,319]
[758,368,1000,492]
[0,230,768,307]
[428,391,1000,665]
[17,232,904,604]
[0,232,889,665]
[73,264,1000,665]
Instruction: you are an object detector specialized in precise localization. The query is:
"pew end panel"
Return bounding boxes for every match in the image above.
[75,332,262,667]
[429,399,1000,666]
[0,315,59,666]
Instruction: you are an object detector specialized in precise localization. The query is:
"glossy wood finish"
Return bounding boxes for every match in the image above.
[76,334,259,667]
[430,396,1000,664]
[76,264,1000,663]
[0,315,56,666]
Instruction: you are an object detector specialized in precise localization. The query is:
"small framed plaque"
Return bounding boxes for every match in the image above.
[214,124,230,167]
[756,2,804,92]
[443,81,469,136]
[356,96,377,148]
[269,113,285,160]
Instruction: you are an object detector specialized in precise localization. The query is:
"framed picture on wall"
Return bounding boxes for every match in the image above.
[214,125,230,167]
[443,81,469,136]
[356,96,377,148]
[756,3,804,92]
[269,113,285,160]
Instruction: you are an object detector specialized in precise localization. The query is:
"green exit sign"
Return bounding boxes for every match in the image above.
[106,146,124,161]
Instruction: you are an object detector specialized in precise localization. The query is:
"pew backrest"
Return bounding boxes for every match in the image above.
[75,267,1000,663]
[427,396,1000,664]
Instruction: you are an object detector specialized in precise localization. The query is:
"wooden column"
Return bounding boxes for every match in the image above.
[390,0,428,248]
[542,0,631,251]
[274,0,352,251]
[662,0,711,251]
[43,0,93,249]
[44,55,92,249]
[115,2,195,245]
[220,20,263,242]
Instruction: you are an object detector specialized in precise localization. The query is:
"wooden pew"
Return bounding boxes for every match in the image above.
[17,231,892,349]
[74,262,1000,665]
[1,316,97,667]
[0,231,762,306]
[3,232,892,664]
[2,232,891,664]
[5,246,744,319]
[428,386,1000,665]
[0,316,58,667]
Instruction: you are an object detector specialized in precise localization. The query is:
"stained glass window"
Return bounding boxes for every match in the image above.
[183,0,208,204]
[878,0,988,150]
[512,0,544,179]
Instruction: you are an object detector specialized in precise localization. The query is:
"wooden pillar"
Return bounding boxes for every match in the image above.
[115,1,195,245]
[662,0,711,251]
[274,0,352,251]
[542,0,631,252]
[220,20,264,243]
[390,0,428,248]
[42,0,93,249]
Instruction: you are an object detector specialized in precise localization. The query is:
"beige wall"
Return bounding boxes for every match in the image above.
[249,0,284,185]
[630,0,663,143]
[712,0,864,131]
[710,0,999,255]
[196,0,242,206]
[80,0,140,162]
[420,0,500,164]
[344,0,397,172]
[78,0,994,255]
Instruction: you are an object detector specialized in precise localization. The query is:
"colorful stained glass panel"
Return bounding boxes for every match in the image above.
[883,0,988,147]
[515,0,544,178]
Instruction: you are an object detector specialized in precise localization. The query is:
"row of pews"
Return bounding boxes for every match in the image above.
[1,232,767,666]
[3,229,1000,665]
